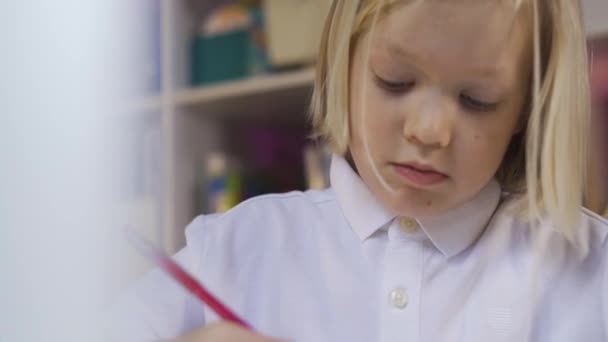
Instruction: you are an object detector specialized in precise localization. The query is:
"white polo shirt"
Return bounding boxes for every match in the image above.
[109,155,608,341]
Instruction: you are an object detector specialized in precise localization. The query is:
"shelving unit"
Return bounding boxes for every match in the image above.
[126,0,316,254]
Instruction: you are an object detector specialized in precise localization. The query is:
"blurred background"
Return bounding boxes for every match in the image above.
[0,0,606,340]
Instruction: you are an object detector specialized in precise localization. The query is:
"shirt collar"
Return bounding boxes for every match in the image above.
[330,154,395,241]
[330,154,502,258]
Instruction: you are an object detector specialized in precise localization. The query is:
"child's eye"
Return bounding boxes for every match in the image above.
[460,94,499,112]
[374,75,415,93]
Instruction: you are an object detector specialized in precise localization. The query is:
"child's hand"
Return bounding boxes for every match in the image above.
[173,321,285,342]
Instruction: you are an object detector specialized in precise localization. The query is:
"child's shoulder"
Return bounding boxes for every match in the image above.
[181,189,343,276]
[208,188,336,224]
[580,207,608,231]
[184,188,339,245]
[232,187,336,213]
[496,197,608,257]
[579,207,608,249]
[554,208,607,251]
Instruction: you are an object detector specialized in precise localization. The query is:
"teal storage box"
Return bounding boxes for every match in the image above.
[192,30,249,85]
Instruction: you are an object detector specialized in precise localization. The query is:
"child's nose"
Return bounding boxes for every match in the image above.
[402,92,454,148]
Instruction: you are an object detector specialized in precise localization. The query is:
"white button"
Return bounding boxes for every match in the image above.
[398,216,419,233]
[388,287,409,309]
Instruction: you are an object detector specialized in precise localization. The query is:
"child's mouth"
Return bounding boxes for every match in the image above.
[391,162,448,187]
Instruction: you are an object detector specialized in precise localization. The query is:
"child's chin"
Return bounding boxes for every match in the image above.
[390,190,454,217]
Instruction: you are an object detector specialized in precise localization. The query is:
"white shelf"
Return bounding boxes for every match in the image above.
[174,67,315,119]
[175,67,315,106]
[129,67,315,119]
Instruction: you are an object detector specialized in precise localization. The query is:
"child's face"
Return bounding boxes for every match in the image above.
[349,1,530,217]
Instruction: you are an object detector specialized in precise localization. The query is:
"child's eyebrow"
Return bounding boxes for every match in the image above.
[385,42,421,65]
[384,42,506,80]
[465,66,504,78]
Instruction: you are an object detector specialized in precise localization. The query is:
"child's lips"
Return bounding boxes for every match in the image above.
[391,162,448,186]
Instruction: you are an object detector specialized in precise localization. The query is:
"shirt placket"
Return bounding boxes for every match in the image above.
[379,218,424,342]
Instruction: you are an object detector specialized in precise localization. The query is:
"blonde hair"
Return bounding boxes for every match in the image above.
[310,0,591,245]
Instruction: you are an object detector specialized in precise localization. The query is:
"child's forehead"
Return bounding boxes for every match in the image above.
[380,0,524,34]
[375,0,523,13]
[381,0,522,8]
[369,1,530,73]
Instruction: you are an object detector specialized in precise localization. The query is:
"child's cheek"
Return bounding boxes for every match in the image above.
[457,132,505,180]
[360,94,402,138]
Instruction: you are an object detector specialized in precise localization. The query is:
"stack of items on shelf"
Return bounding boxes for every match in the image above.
[191,0,331,85]
[192,0,268,85]
[197,126,331,214]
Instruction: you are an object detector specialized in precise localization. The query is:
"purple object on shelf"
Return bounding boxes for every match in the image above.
[240,125,308,196]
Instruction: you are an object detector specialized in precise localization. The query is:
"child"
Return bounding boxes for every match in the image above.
[110,1,608,341]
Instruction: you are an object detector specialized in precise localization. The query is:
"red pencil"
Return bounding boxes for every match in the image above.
[125,228,253,330]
